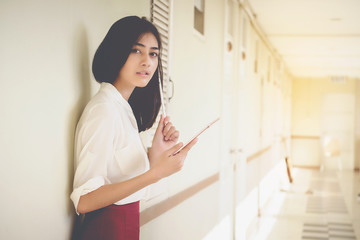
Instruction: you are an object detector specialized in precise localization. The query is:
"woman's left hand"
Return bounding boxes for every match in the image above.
[148,114,179,163]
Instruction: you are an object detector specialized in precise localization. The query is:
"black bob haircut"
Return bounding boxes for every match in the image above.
[92,16,163,132]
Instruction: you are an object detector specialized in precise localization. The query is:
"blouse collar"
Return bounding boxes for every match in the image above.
[100,82,138,130]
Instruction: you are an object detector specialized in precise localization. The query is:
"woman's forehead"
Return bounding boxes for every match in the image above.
[136,32,159,48]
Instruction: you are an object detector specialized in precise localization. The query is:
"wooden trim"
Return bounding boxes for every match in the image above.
[247,145,272,163]
[291,135,320,140]
[140,173,220,226]
[292,165,320,170]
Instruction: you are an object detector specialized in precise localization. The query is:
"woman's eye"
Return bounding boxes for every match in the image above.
[131,49,140,54]
[150,52,158,57]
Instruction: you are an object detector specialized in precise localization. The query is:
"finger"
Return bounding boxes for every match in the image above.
[163,116,170,126]
[154,114,165,136]
[178,138,198,155]
[169,130,180,141]
[167,142,183,155]
[164,126,177,141]
[163,121,173,135]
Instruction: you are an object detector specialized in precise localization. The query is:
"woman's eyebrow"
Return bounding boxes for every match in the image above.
[134,42,159,50]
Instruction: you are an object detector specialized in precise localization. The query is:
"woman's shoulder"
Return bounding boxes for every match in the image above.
[81,95,117,121]
[77,87,128,131]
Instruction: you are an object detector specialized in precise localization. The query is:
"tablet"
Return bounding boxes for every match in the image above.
[173,117,220,155]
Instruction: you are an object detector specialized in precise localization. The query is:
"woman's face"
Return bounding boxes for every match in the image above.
[115,32,159,96]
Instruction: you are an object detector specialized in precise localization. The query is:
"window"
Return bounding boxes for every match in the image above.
[194,0,205,35]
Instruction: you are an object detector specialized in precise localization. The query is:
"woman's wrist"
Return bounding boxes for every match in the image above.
[147,147,161,165]
[146,167,162,184]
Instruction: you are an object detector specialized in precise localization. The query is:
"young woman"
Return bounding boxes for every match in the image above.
[70,16,197,240]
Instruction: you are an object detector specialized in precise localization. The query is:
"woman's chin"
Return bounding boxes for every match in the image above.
[136,79,151,88]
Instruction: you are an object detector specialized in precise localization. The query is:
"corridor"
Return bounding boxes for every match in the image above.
[247,168,360,240]
[1,0,359,239]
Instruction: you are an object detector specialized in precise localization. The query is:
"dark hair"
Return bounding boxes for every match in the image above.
[92,16,163,132]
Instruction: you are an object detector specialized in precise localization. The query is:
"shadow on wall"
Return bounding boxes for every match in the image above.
[67,23,92,240]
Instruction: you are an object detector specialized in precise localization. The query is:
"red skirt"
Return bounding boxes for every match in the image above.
[80,201,140,240]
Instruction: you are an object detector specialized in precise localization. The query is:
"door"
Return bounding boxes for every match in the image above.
[321,93,355,170]
[220,0,247,239]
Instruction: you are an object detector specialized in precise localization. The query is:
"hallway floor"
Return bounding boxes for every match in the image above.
[247,168,360,240]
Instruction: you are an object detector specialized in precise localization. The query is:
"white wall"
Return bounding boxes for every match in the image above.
[0,0,293,239]
[0,0,149,239]
[355,79,360,170]
[140,0,225,238]
[164,0,223,197]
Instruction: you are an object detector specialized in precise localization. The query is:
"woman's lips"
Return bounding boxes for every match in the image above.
[136,71,150,76]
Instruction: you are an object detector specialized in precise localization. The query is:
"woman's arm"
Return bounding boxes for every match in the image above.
[77,139,197,214]
[77,168,157,214]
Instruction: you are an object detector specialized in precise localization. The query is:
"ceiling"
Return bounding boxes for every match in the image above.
[246,0,360,78]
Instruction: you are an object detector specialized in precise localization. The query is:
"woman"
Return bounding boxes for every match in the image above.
[70,16,197,239]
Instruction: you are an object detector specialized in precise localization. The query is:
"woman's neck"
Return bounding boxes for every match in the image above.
[112,81,135,101]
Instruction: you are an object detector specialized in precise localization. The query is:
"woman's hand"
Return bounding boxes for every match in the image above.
[148,114,179,162]
[149,139,198,180]
[77,140,196,214]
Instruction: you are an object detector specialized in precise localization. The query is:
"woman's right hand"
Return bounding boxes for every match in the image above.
[150,138,198,180]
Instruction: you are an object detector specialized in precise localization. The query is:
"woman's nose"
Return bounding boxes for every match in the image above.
[141,54,151,67]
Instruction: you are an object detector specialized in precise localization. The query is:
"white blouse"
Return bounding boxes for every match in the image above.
[70,82,150,214]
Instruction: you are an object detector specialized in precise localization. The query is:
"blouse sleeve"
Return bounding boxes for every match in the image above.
[70,104,117,214]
